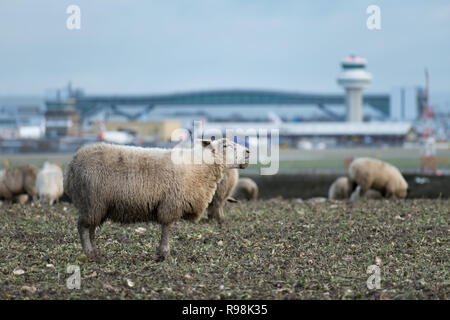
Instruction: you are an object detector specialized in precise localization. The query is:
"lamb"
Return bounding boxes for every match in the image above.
[64,139,249,262]
[328,177,351,200]
[349,157,408,199]
[350,186,383,201]
[36,162,64,205]
[207,169,239,223]
[232,177,259,201]
[0,165,38,203]
[13,194,29,205]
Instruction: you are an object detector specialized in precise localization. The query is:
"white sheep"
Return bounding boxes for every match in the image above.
[349,157,408,199]
[232,177,259,201]
[328,177,351,200]
[64,139,249,262]
[36,162,64,205]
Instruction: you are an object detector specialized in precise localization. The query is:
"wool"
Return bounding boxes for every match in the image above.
[349,157,408,199]
[207,169,239,223]
[36,162,64,205]
[0,165,38,202]
[328,177,351,200]
[232,177,259,201]
[64,139,249,262]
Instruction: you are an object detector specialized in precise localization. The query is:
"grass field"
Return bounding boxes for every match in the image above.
[0,199,448,300]
[2,148,449,174]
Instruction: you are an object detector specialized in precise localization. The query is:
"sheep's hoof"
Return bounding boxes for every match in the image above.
[156,254,168,262]
[156,249,169,262]
[85,252,104,263]
[93,254,105,264]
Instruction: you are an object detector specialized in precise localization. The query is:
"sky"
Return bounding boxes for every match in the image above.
[0,0,449,110]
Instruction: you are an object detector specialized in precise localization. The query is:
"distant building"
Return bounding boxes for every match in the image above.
[94,120,181,142]
[45,99,80,138]
[74,89,393,123]
[337,55,372,123]
[390,87,425,121]
[201,121,417,147]
[81,104,181,141]
[0,97,46,139]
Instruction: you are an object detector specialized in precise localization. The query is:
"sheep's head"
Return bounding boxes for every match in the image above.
[396,187,408,199]
[396,179,409,199]
[201,138,249,169]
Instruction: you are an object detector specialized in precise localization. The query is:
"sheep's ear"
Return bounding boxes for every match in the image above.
[227,197,238,203]
[201,140,211,148]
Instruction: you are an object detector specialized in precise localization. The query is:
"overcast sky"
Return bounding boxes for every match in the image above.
[0,0,449,109]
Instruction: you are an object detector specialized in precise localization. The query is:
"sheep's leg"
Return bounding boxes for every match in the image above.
[207,204,215,221]
[208,203,225,224]
[157,223,174,261]
[349,180,358,197]
[215,206,225,224]
[358,184,369,198]
[77,216,97,261]
[384,183,396,200]
[207,206,220,222]
[24,185,38,202]
[89,226,103,262]
[385,190,397,199]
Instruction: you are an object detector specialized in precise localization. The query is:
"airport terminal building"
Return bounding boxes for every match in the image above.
[0,87,429,151]
[74,88,422,147]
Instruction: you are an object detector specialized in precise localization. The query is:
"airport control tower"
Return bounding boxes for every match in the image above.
[337,55,372,122]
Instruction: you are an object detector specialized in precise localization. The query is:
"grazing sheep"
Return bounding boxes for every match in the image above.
[64,139,249,262]
[349,157,408,199]
[13,194,29,205]
[350,186,383,201]
[0,165,38,203]
[207,169,239,223]
[36,162,64,205]
[328,177,351,200]
[232,177,259,201]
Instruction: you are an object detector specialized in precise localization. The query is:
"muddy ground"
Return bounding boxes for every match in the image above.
[246,173,450,199]
[0,199,448,300]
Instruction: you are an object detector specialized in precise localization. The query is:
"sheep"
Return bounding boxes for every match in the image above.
[13,194,29,205]
[349,157,408,199]
[36,162,64,205]
[64,139,249,262]
[232,177,259,201]
[0,165,38,203]
[350,186,383,201]
[0,169,28,205]
[207,169,239,223]
[328,177,351,200]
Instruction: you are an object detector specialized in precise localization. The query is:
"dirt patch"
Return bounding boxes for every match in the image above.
[0,200,448,299]
[245,174,450,199]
